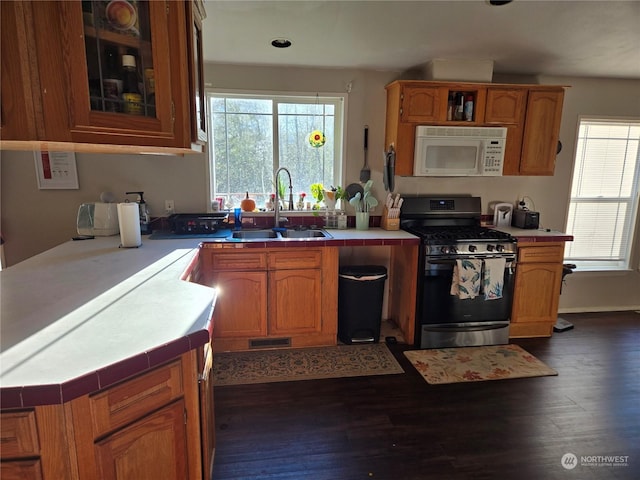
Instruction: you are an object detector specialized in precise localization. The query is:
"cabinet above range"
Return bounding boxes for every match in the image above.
[0,0,207,154]
[384,80,566,176]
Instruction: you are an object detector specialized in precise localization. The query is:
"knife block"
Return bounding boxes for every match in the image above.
[381,206,400,231]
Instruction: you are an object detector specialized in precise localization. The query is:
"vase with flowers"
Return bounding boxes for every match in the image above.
[296,192,306,210]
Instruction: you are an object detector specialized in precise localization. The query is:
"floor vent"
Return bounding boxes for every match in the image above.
[249,337,291,349]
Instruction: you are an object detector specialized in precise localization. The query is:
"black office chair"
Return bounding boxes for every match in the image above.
[554,264,576,332]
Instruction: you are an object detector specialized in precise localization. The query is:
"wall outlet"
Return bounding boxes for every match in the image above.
[165,200,175,215]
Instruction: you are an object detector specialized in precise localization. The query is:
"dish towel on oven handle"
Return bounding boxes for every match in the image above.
[483,257,506,300]
[450,259,482,299]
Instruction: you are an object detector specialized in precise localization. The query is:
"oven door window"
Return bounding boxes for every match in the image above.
[419,259,515,324]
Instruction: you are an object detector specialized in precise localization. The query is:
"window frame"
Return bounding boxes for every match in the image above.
[564,116,640,272]
[204,88,347,210]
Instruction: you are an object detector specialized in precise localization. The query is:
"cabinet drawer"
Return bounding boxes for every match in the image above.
[90,360,184,438]
[517,244,564,263]
[0,410,40,458]
[211,252,267,270]
[268,250,322,269]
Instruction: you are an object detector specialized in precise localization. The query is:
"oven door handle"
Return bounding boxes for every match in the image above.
[425,322,510,332]
[426,259,516,268]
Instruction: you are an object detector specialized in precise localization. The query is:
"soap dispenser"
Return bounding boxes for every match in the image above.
[126,191,151,234]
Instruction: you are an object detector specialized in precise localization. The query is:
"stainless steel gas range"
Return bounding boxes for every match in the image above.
[400,196,517,349]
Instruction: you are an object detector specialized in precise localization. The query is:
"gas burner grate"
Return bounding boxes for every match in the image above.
[408,226,513,242]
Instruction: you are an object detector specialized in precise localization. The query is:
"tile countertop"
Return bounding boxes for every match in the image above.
[0,236,215,408]
[492,226,574,243]
[0,228,418,409]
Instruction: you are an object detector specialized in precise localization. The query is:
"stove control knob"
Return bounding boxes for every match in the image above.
[440,246,450,254]
[487,244,495,252]
[468,245,477,253]
[496,244,505,252]
[450,246,458,254]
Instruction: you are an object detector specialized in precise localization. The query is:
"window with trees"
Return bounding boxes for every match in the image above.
[564,118,640,271]
[207,92,345,209]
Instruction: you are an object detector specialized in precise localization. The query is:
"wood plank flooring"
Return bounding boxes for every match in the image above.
[212,311,640,480]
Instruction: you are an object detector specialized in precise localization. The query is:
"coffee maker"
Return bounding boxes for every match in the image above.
[125,191,151,234]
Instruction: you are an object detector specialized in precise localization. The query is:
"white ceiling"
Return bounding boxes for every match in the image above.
[201,0,640,80]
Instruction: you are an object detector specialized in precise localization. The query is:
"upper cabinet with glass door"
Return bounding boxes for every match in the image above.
[0,0,205,153]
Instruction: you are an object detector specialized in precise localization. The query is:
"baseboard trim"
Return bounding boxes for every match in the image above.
[559,306,640,314]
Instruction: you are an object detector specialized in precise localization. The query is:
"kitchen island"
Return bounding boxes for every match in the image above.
[0,236,216,480]
[0,228,419,479]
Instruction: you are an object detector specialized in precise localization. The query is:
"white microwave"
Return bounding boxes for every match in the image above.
[413,126,508,176]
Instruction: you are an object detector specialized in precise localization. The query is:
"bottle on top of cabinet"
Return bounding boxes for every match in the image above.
[121,54,143,115]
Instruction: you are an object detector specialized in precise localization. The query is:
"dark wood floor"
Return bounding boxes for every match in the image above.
[212,311,640,480]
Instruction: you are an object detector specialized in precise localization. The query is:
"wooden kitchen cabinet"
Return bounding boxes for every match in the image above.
[517,89,565,175]
[384,80,565,176]
[396,84,444,123]
[0,410,44,480]
[484,87,527,124]
[213,270,268,337]
[0,405,72,479]
[0,0,206,153]
[70,352,203,480]
[510,242,565,338]
[203,246,338,352]
[1,350,210,480]
[269,268,322,336]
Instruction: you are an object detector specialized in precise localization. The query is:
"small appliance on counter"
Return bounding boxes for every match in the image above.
[168,213,229,235]
[77,203,119,236]
[125,191,151,235]
[493,202,513,227]
[512,209,540,229]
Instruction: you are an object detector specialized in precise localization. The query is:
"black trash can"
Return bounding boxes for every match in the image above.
[338,265,388,344]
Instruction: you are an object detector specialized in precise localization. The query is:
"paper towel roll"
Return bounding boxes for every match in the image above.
[117,202,142,248]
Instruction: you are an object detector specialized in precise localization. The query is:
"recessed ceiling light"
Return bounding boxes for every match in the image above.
[489,0,513,5]
[271,38,292,49]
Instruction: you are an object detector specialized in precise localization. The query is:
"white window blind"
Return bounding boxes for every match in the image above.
[565,118,640,271]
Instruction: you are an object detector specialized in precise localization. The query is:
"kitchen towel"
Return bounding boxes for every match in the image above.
[117,202,142,247]
[483,257,506,300]
[450,259,482,299]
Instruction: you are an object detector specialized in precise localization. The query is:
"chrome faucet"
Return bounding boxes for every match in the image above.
[274,167,294,228]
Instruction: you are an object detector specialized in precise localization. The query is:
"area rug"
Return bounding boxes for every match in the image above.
[404,344,557,385]
[214,343,404,386]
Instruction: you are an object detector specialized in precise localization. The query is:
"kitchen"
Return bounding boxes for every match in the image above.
[1,1,640,479]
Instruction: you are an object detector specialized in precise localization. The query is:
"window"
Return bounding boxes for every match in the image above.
[207,92,345,209]
[564,118,640,271]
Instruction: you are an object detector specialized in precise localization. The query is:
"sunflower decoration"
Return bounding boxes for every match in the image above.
[308,130,326,148]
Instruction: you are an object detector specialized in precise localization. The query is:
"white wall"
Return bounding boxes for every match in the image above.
[1,63,639,311]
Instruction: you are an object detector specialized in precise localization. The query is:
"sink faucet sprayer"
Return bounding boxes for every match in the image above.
[274,167,294,228]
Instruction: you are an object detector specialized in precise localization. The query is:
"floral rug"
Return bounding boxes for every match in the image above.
[404,344,557,385]
[214,343,404,386]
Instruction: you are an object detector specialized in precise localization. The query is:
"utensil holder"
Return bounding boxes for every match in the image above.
[355,212,370,230]
[381,206,400,231]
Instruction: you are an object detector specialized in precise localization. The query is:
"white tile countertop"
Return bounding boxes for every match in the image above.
[0,235,215,407]
[0,227,419,408]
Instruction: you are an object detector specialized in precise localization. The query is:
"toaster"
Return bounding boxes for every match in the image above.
[512,209,540,229]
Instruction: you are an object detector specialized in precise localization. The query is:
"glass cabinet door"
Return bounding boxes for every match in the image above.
[82,0,156,118]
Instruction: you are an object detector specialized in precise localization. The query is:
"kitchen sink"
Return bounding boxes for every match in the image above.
[230,230,278,239]
[227,228,332,241]
[280,229,330,239]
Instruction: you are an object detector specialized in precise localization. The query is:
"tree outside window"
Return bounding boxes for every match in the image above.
[208,93,344,209]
